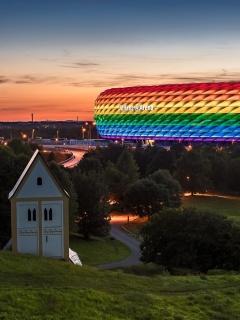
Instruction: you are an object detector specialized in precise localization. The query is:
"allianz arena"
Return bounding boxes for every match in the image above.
[94,82,240,142]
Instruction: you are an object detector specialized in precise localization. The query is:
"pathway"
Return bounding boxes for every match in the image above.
[98,215,142,270]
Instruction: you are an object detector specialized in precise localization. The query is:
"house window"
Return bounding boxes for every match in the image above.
[44,208,48,221]
[37,177,42,185]
[49,208,53,221]
[44,208,53,221]
[33,208,36,221]
[28,209,31,221]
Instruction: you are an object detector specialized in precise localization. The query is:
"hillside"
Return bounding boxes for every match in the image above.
[1,251,240,319]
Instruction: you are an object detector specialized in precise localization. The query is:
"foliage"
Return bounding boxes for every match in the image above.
[83,143,125,168]
[0,145,17,204]
[170,141,186,159]
[0,145,30,248]
[201,145,229,190]
[124,169,182,219]
[123,178,163,219]
[116,147,139,183]
[148,169,182,208]
[132,147,149,177]
[140,207,240,272]
[146,147,176,175]
[104,162,128,204]
[103,148,139,207]
[227,157,240,195]
[73,170,111,239]
[8,138,32,156]
[48,161,78,230]
[175,149,212,195]
[75,156,103,174]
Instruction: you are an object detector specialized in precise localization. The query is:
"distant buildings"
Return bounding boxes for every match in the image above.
[94,82,240,143]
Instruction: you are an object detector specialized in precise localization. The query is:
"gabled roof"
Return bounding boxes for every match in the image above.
[8,149,69,199]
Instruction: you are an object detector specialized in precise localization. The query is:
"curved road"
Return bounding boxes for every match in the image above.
[63,150,85,168]
[49,149,142,269]
[98,215,142,270]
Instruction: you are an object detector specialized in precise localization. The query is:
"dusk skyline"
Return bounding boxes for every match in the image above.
[1,0,240,122]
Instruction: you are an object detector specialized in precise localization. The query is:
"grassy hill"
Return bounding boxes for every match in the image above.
[1,250,240,320]
[2,195,240,319]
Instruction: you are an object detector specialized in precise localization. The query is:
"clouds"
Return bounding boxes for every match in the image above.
[0,74,60,85]
[1,0,240,121]
[2,69,240,90]
[0,76,9,84]
[59,61,100,69]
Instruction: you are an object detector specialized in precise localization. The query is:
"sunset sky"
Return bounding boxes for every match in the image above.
[1,0,240,121]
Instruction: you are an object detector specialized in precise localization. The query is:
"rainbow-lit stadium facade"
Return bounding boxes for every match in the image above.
[94,82,240,142]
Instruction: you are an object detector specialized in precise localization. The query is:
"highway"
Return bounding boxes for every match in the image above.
[42,145,86,168]
[63,150,86,168]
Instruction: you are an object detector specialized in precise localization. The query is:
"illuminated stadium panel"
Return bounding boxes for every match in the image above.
[94,82,240,142]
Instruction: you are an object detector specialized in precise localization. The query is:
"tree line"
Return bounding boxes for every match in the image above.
[1,139,240,272]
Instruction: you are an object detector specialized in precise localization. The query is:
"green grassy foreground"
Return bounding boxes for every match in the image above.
[69,233,131,266]
[1,251,240,320]
[2,196,240,319]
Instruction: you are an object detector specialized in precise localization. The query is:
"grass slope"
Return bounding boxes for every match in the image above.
[69,233,131,266]
[1,251,240,320]
[182,195,240,222]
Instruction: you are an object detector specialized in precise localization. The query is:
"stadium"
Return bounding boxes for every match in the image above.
[94,82,240,143]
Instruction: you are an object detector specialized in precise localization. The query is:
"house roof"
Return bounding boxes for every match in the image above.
[8,149,70,199]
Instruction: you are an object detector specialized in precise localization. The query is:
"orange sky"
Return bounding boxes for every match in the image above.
[0,83,98,121]
[1,1,240,122]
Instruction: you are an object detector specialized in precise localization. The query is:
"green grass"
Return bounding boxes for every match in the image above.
[2,196,240,319]
[69,233,131,265]
[125,195,240,236]
[1,251,240,319]
[182,195,240,222]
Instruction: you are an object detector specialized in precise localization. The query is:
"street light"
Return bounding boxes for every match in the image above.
[21,132,27,141]
[82,127,86,140]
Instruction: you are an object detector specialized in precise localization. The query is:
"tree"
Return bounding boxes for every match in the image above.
[76,156,103,174]
[48,161,78,230]
[170,141,186,159]
[227,158,240,195]
[174,149,211,195]
[140,207,240,273]
[123,178,163,219]
[148,170,182,208]
[83,143,125,168]
[8,138,32,156]
[201,145,229,190]
[123,170,181,219]
[133,147,149,178]
[104,162,128,205]
[73,171,111,239]
[146,147,176,175]
[0,145,28,248]
[116,148,139,183]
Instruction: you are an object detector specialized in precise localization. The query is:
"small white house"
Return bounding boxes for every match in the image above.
[8,149,69,260]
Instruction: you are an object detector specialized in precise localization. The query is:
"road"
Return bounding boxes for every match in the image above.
[98,215,142,270]
[42,145,86,168]
[42,147,142,269]
[63,150,86,168]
